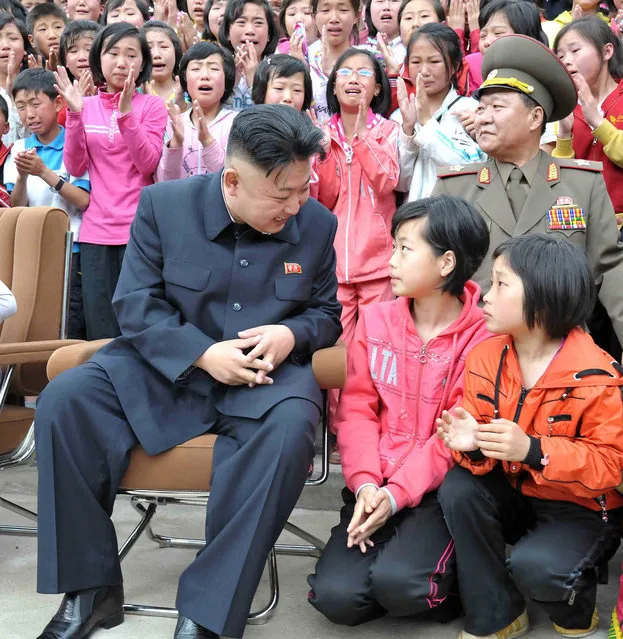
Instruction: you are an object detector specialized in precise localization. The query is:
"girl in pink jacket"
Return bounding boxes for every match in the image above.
[55,23,167,340]
[315,48,399,431]
[308,195,492,627]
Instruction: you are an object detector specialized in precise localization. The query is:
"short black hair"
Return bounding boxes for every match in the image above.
[219,0,279,57]
[89,22,152,86]
[102,0,151,25]
[0,0,27,24]
[479,0,547,45]
[202,0,222,41]
[0,94,9,122]
[391,196,490,297]
[326,48,390,115]
[178,42,235,102]
[516,92,546,136]
[227,104,325,177]
[407,23,462,89]
[142,20,183,77]
[398,0,445,26]
[27,3,68,34]
[59,20,102,81]
[492,234,595,339]
[252,54,312,111]
[0,13,35,68]
[12,67,57,100]
[555,16,623,81]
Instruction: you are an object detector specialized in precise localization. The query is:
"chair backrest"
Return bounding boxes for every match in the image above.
[0,207,70,394]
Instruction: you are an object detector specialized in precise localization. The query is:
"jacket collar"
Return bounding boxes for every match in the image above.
[203,171,300,244]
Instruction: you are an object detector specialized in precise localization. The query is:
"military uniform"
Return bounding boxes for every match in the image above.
[432,152,623,344]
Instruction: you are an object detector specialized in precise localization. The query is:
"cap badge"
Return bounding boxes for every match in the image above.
[547,162,559,182]
[478,167,491,184]
[487,69,499,80]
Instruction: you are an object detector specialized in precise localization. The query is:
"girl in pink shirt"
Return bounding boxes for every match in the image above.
[55,22,167,339]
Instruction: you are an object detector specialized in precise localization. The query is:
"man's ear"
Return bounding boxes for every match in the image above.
[529,105,545,134]
[222,167,239,195]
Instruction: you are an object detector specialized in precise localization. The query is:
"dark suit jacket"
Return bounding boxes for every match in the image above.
[91,172,342,455]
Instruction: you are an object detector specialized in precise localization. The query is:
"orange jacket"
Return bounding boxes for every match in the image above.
[455,328,623,515]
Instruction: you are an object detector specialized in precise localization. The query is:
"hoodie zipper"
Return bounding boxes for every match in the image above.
[344,146,353,284]
[513,387,528,423]
[392,344,427,471]
[597,494,609,523]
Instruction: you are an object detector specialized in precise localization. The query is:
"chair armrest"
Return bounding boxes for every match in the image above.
[47,339,348,389]
[47,339,112,381]
[312,341,346,390]
[0,339,85,367]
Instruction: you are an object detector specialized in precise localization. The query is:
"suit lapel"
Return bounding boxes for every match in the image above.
[514,154,559,236]
[474,162,516,237]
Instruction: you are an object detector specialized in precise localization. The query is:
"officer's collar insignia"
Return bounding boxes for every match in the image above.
[547,162,559,182]
[448,165,463,172]
[284,262,302,274]
[478,167,490,184]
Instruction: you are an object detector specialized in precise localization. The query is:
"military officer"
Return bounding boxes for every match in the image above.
[32,106,342,639]
[432,34,623,355]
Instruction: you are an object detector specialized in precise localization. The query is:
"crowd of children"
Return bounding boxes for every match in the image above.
[0,0,622,635]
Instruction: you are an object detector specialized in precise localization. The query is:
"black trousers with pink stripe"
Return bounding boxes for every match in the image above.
[307,489,459,626]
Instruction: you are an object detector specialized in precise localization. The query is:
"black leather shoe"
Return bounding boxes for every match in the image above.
[174,614,220,638]
[36,585,124,638]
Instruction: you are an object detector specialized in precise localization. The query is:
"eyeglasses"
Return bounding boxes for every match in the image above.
[336,68,375,78]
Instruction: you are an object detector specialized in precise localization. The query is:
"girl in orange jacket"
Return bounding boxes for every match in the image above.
[437,234,623,639]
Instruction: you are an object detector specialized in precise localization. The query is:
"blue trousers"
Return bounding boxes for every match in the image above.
[35,362,319,638]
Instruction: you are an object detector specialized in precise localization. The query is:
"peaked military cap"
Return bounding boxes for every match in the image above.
[473,34,578,122]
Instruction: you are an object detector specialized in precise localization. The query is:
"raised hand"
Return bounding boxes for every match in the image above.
[5,49,16,95]
[289,30,306,62]
[118,65,136,115]
[446,0,465,31]
[243,40,259,87]
[320,25,333,77]
[166,99,184,148]
[377,32,399,75]
[465,0,479,32]
[307,107,331,150]
[397,76,417,135]
[193,99,215,147]
[354,97,369,140]
[54,65,83,112]
[574,72,601,129]
[557,112,575,139]
[453,108,476,139]
[28,53,44,69]
[436,407,479,452]
[47,47,59,72]
[78,69,97,97]
[415,73,432,125]
[173,75,186,111]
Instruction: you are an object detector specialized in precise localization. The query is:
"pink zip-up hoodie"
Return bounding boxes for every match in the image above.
[314,111,399,284]
[337,281,492,512]
[64,90,167,245]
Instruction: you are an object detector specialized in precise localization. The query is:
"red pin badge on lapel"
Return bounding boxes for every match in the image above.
[284,262,302,274]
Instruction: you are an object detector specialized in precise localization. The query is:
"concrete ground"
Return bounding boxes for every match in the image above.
[1,463,620,639]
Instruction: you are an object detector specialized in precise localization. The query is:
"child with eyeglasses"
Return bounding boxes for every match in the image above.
[314,47,399,433]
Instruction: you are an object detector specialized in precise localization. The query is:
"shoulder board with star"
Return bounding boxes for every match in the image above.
[436,162,487,179]
[556,159,604,172]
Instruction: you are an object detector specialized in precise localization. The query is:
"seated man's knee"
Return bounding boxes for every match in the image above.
[268,398,318,460]
[308,570,378,626]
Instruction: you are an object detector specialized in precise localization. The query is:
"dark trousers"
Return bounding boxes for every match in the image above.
[79,243,126,340]
[35,362,318,638]
[67,252,86,340]
[438,465,622,636]
[307,488,459,626]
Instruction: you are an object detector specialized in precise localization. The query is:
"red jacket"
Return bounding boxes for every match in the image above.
[337,282,492,511]
[456,329,623,514]
[569,80,623,213]
[315,111,399,284]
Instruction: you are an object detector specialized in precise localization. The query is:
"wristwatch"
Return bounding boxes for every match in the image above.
[51,177,65,193]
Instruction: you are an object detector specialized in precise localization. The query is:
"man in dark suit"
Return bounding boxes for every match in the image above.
[34,105,342,639]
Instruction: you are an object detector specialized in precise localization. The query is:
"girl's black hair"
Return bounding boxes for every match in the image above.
[479,0,548,46]
[251,53,313,110]
[89,22,152,86]
[327,48,390,115]
[59,20,102,81]
[219,0,279,57]
[398,0,445,27]
[492,234,595,339]
[102,0,151,25]
[312,0,360,43]
[406,23,462,89]
[391,195,490,297]
[178,41,235,103]
[0,13,35,71]
[0,0,27,24]
[554,16,623,81]
[142,20,183,77]
[279,0,311,36]
[202,0,222,41]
